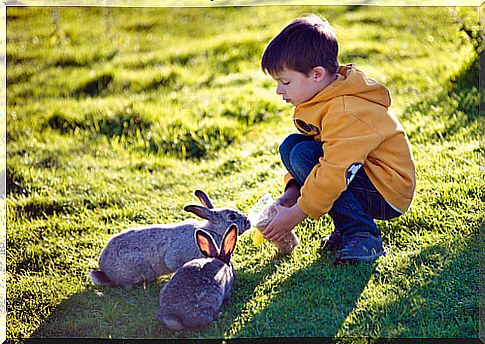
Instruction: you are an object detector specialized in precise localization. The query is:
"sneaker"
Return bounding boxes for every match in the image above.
[334,232,386,264]
[320,230,343,251]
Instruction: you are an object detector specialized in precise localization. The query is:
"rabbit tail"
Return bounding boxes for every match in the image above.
[89,270,115,286]
[157,310,216,330]
[157,312,185,331]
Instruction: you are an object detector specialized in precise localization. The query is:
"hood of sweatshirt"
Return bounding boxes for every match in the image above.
[295,64,392,114]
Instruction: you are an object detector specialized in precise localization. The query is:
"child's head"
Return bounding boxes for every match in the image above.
[261,14,339,106]
[261,14,339,77]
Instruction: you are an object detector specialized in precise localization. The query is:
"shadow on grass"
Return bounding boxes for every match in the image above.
[375,230,480,338]
[229,251,377,338]
[29,255,282,339]
[227,228,481,339]
[331,228,482,338]
[28,227,481,339]
[30,278,165,338]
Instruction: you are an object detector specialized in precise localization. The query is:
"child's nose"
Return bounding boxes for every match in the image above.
[276,85,284,95]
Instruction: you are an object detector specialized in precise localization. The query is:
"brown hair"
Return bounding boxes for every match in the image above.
[261,14,339,76]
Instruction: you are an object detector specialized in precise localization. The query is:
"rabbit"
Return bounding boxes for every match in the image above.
[157,224,238,331]
[89,190,250,287]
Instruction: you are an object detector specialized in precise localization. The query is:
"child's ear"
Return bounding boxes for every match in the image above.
[312,66,327,81]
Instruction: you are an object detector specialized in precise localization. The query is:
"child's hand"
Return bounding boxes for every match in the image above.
[262,203,307,242]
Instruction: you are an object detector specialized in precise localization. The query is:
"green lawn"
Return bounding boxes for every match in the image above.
[6,5,484,339]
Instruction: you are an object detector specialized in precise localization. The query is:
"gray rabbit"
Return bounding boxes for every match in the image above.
[89,190,250,287]
[157,224,238,330]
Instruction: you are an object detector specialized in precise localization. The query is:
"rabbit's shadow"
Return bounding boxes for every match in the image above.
[31,276,170,338]
[30,253,283,339]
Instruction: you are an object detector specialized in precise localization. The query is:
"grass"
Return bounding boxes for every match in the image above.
[6,5,484,340]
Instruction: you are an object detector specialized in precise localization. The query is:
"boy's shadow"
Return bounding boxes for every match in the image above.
[230,250,377,338]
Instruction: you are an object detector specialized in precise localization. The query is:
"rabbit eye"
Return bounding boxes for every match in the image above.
[228,214,237,221]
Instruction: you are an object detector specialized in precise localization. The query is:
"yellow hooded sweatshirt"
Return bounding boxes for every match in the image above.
[287,64,416,220]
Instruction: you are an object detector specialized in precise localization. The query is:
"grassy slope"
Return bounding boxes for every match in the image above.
[6,5,484,339]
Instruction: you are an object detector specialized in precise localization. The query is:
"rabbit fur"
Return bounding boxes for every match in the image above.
[157,224,238,331]
[89,190,250,287]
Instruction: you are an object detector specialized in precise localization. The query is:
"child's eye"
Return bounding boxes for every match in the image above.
[282,81,290,85]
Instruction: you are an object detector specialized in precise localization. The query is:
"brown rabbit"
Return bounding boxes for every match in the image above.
[157,224,238,330]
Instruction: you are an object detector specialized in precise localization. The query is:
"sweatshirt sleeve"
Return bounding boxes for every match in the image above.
[297,111,384,219]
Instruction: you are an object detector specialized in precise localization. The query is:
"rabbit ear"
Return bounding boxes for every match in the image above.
[195,229,219,258]
[184,205,216,221]
[219,224,238,264]
[194,190,214,209]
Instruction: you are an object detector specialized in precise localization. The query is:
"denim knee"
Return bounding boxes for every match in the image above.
[287,140,323,186]
[279,134,308,163]
[279,134,314,182]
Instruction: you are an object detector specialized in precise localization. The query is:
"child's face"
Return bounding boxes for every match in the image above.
[270,67,322,106]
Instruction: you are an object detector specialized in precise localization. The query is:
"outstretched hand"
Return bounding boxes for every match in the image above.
[262,202,307,242]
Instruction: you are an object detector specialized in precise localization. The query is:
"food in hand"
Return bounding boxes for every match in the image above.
[254,203,299,254]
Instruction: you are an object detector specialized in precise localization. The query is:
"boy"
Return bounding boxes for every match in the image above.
[260,14,416,264]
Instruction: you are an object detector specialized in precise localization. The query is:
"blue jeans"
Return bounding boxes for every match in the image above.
[279,134,401,237]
